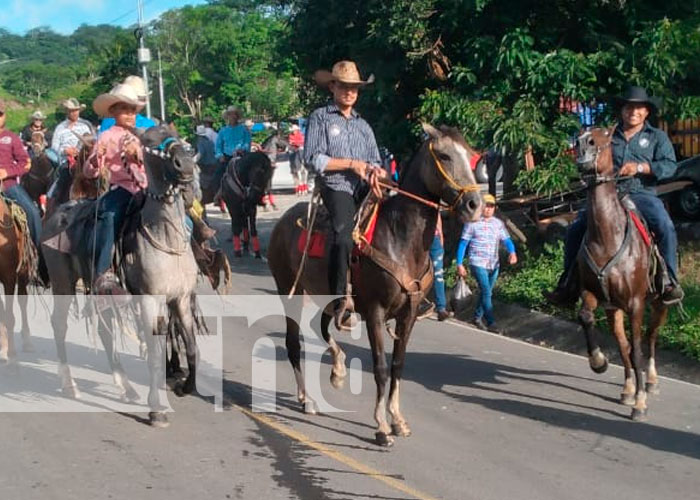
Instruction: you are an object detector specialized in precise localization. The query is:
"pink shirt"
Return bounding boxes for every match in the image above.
[85,126,147,194]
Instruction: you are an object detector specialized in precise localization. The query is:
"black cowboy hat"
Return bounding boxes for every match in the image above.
[613,86,661,115]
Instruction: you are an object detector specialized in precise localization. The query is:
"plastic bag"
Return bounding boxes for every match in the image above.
[449,277,472,313]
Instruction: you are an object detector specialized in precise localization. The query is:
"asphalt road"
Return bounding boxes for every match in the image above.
[1,194,699,500]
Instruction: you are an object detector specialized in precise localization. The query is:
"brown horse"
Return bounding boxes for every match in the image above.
[0,195,34,364]
[575,127,668,421]
[268,124,482,446]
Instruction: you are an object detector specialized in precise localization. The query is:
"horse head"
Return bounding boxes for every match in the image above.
[419,123,482,223]
[139,125,195,197]
[240,152,273,208]
[30,131,47,156]
[576,126,615,180]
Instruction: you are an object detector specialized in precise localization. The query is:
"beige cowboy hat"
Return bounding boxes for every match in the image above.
[195,124,207,136]
[31,110,47,120]
[93,84,145,117]
[123,75,151,104]
[61,98,86,111]
[222,106,242,120]
[314,60,375,88]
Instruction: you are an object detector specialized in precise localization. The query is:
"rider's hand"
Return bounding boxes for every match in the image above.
[508,253,518,265]
[96,143,107,156]
[619,162,646,176]
[124,141,140,158]
[65,146,78,158]
[0,168,7,180]
[351,160,368,179]
[457,264,467,278]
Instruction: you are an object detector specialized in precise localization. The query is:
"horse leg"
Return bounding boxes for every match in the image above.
[578,291,608,373]
[52,294,80,398]
[283,294,313,413]
[17,276,34,352]
[0,280,15,364]
[645,303,668,396]
[388,312,416,438]
[318,309,346,390]
[173,294,198,396]
[629,302,648,421]
[606,309,635,406]
[366,309,393,447]
[230,205,244,258]
[96,309,139,403]
[138,296,169,427]
[250,208,262,259]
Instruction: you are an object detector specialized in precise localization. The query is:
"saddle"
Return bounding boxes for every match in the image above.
[295,194,433,310]
[0,195,39,279]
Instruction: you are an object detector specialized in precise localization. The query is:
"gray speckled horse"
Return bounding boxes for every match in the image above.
[42,126,199,428]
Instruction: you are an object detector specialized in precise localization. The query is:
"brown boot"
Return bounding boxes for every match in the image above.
[542,269,580,308]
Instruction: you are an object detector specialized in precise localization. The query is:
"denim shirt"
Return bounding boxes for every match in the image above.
[612,121,677,195]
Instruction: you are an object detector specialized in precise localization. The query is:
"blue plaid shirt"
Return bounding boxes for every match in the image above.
[457,216,513,270]
[304,103,381,194]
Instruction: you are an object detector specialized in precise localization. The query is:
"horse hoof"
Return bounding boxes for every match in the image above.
[149,412,170,428]
[375,432,395,447]
[22,339,36,353]
[620,393,636,406]
[590,358,608,374]
[391,423,412,437]
[631,408,648,422]
[62,386,81,399]
[0,353,8,364]
[330,372,345,390]
[174,381,195,397]
[166,368,185,380]
[645,383,660,395]
[303,400,318,415]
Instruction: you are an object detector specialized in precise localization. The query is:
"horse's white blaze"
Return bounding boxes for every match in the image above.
[453,143,476,185]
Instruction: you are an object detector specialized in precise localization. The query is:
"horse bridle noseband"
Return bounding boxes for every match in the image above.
[141,137,189,202]
[428,142,481,211]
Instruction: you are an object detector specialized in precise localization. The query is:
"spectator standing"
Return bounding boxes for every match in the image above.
[456,194,517,332]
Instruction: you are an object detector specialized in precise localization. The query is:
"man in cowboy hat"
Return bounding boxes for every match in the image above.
[0,101,42,251]
[545,85,683,306]
[51,98,94,162]
[215,106,251,163]
[304,60,384,330]
[98,76,156,134]
[201,116,218,143]
[20,110,53,150]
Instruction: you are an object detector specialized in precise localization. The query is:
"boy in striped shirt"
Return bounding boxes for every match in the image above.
[456,194,517,332]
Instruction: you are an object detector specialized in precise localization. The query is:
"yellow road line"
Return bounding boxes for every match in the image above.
[233,403,439,500]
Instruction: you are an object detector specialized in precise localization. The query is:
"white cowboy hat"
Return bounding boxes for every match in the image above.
[195,125,207,135]
[123,75,151,104]
[314,60,375,88]
[290,124,300,132]
[93,84,145,117]
[61,98,86,111]
[31,110,47,120]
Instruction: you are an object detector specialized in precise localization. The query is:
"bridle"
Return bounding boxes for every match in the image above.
[579,127,632,187]
[141,136,190,202]
[375,141,480,212]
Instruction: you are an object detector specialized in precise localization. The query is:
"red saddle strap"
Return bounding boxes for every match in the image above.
[629,211,651,247]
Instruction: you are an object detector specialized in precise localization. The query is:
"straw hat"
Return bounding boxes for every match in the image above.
[483,194,497,205]
[93,84,145,117]
[123,75,150,104]
[314,60,375,88]
[61,98,86,111]
[31,110,47,120]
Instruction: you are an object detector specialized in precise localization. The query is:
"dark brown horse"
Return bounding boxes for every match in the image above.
[268,124,482,446]
[0,195,34,364]
[21,131,55,213]
[575,127,668,421]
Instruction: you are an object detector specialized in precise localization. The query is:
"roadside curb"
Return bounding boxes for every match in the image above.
[452,300,700,386]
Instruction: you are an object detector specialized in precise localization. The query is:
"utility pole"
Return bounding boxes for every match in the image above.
[136,0,152,117]
[158,49,165,121]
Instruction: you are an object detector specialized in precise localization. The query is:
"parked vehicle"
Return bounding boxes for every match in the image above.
[659,154,700,219]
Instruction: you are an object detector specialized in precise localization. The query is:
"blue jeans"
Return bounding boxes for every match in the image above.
[3,184,41,248]
[429,234,447,311]
[93,187,134,276]
[471,265,499,325]
[564,192,678,283]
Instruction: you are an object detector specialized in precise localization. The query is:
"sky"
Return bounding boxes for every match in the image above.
[0,0,209,36]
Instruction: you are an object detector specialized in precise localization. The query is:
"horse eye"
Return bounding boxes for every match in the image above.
[438,153,451,161]
[588,138,595,146]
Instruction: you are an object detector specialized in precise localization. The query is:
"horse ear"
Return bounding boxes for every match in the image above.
[421,123,442,140]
